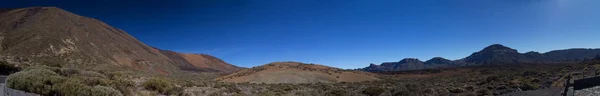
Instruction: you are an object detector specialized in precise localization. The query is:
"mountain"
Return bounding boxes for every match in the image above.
[216,61,379,84]
[158,49,243,73]
[425,57,454,65]
[543,48,600,62]
[0,7,240,74]
[424,57,456,69]
[462,44,529,65]
[362,57,457,72]
[361,44,600,72]
[378,58,425,71]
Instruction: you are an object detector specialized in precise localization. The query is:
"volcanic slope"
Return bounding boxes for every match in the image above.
[216,62,379,84]
[0,7,240,74]
[159,49,243,73]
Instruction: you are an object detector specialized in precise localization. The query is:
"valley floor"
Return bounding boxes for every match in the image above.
[179,61,600,96]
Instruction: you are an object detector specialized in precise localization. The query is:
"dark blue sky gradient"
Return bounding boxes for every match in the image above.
[3,0,600,69]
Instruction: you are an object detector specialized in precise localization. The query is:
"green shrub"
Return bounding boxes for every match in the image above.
[0,61,20,75]
[362,86,385,96]
[58,68,80,76]
[6,67,66,95]
[90,85,124,96]
[77,71,107,78]
[109,78,135,95]
[142,77,181,95]
[77,76,110,86]
[55,79,93,96]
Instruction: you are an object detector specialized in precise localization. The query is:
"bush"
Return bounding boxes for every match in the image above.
[0,61,20,75]
[109,78,135,95]
[6,67,66,95]
[55,79,93,96]
[90,86,124,96]
[328,89,345,96]
[520,82,540,91]
[77,71,107,78]
[476,89,492,95]
[362,86,385,96]
[142,78,182,95]
[58,68,80,76]
[448,87,465,93]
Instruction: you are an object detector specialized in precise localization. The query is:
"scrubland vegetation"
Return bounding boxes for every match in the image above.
[4,60,600,96]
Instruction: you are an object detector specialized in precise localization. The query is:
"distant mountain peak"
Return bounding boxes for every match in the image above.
[399,58,423,63]
[481,44,517,52]
[425,57,453,65]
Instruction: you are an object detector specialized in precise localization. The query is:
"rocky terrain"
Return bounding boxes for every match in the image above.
[216,62,379,84]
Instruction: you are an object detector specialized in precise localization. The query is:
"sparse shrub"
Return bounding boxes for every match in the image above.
[142,77,181,95]
[78,76,110,86]
[328,89,345,96]
[476,89,492,95]
[55,79,93,96]
[6,67,66,95]
[77,71,107,78]
[90,85,124,96]
[258,91,279,96]
[105,71,125,79]
[362,86,384,96]
[109,78,135,95]
[520,82,540,91]
[40,61,63,68]
[58,68,80,76]
[448,87,465,93]
[223,86,242,93]
[531,78,540,82]
[485,75,500,82]
[496,85,507,90]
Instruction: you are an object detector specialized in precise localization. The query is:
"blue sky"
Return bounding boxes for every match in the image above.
[4,0,600,69]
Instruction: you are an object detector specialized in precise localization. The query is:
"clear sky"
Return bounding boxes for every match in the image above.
[3,0,600,69]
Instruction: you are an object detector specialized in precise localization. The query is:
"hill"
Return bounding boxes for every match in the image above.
[158,49,243,73]
[216,62,379,84]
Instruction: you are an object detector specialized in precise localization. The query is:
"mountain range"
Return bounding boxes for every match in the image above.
[361,44,600,72]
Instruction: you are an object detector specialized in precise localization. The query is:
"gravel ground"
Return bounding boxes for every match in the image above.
[575,86,600,96]
[500,88,564,96]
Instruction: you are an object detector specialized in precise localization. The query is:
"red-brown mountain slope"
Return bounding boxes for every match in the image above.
[0,7,241,74]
